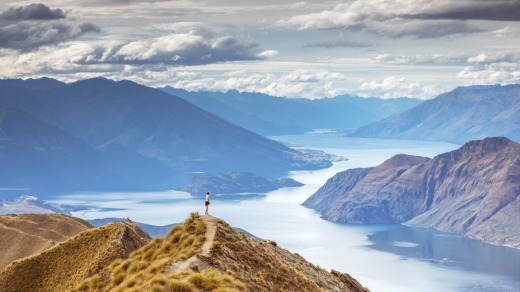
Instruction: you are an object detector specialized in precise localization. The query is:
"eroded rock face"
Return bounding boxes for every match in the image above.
[305,137,520,248]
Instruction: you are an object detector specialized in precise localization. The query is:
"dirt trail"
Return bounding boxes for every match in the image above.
[168,214,217,273]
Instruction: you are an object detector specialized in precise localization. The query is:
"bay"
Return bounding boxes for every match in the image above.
[52,133,520,292]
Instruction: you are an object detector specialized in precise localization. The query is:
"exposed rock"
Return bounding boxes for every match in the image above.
[304,137,520,248]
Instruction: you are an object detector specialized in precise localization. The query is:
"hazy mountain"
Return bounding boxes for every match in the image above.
[161,87,421,135]
[0,78,331,195]
[0,105,176,197]
[350,84,520,143]
[0,213,368,291]
[304,137,520,248]
[0,213,92,270]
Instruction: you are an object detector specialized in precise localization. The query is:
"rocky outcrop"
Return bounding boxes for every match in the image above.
[304,137,520,248]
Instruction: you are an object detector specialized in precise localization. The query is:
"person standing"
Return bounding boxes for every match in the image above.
[205,191,210,215]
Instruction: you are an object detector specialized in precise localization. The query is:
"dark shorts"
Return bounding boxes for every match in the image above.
[205,201,210,206]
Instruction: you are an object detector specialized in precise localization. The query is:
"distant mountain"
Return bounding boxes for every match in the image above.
[0,213,92,270]
[350,84,520,143]
[182,171,303,198]
[0,213,368,291]
[0,105,176,197]
[0,78,331,195]
[161,87,421,135]
[304,137,520,248]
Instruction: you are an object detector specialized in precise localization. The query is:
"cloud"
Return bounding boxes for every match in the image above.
[0,3,65,21]
[358,76,443,99]
[457,51,520,85]
[404,0,520,21]
[278,0,498,38]
[0,3,100,51]
[374,53,469,65]
[105,32,268,66]
[303,40,372,48]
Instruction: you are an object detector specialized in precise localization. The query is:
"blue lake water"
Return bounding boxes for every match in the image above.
[52,133,520,292]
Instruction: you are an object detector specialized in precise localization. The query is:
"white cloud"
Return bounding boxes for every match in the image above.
[457,51,520,85]
[257,50,278,58]
[358,76,444,99]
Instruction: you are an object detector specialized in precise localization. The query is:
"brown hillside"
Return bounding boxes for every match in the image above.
[77,213,369,292]
[0,213,93,270]
[201,216,368,292]
[0,219,150,292]
[305,137,520,248]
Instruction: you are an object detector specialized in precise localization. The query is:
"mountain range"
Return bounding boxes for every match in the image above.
[350,84,520,143]
[0,78,331,197]
[0,213,368,292]
[161,87,421,136]
[304,137,520,248]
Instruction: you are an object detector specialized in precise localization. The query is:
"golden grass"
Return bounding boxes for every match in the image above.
[0,220,149,292]
[74,213,245,292]
[0,213,93,270]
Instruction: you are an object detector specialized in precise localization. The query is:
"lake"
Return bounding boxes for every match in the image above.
[52,133,520,292]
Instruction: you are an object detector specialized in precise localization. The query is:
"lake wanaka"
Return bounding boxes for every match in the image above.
[52,133,520,292]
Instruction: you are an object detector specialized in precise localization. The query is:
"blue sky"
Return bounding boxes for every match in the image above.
[1,0,520,99]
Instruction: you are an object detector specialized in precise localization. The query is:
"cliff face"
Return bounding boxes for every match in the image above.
[304,137,520,248]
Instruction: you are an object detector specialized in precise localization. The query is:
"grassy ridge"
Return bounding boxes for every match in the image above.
[0,220,149,292]
[0,213,92,270]
[76,213,244,292]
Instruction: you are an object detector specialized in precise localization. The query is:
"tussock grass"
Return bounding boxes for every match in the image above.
[0,220,149,292]
[75,213,243,291]
[0,213,92,270]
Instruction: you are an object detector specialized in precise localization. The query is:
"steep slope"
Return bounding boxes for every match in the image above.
[304,137,520,248]
[350,84,520,143]
[0,78,330,180]
[0,219,150,292]
[0,106,176,196]
[0,213,92,270]
[77,214,368,291]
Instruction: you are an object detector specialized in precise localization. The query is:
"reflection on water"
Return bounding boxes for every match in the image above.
[368,225,520,281]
